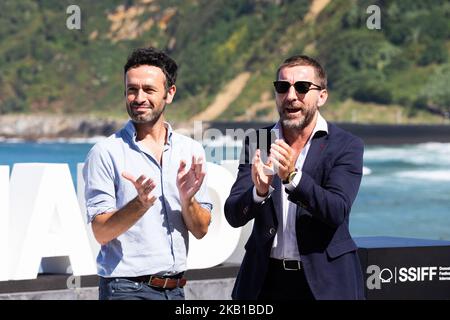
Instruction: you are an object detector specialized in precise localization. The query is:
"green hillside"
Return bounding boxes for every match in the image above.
[0,0,449,124]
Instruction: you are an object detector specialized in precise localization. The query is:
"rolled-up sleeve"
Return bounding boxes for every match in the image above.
[83,144,117,223]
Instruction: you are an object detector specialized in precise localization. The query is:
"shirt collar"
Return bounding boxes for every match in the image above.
[124,120,173,146]
[271,112,328,141]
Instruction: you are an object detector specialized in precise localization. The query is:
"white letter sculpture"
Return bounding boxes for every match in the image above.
[8,163,96,280]
[0,166,9,280]
[187,162,241,269]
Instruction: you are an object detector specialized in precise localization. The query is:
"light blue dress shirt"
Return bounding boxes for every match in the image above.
[83,120,212,277]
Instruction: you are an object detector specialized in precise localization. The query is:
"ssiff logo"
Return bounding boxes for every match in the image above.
[367,265,440,290]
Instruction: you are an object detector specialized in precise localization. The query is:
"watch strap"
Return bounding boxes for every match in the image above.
[283,170,297,184]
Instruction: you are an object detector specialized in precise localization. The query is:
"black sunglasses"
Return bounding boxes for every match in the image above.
[273,81,322,94]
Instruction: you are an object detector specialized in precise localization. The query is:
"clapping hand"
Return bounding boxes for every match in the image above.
[252,149,274,197]
[122,172,157,209]
[177,156,206,204]
[269,139,295,182]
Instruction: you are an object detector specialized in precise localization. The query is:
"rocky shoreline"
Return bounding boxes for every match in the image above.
[0,115,127,140]
[0,114,204,141]
[1,114,450,145]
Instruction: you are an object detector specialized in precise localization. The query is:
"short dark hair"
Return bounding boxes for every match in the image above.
[276,55,327,89]
[124,47,178,89]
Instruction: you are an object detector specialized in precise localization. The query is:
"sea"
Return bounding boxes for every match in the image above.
[1,138,449,241]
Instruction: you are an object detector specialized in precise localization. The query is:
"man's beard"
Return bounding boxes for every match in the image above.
[278,102,317,130]
[127,102,165,125]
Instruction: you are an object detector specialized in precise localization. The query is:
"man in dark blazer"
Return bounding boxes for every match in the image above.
[224,55,365,300]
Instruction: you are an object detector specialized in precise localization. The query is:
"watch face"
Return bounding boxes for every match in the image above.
[289,171,297,183]
[283,171,297,184]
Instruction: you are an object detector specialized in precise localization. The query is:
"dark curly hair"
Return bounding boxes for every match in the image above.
[124,47,178,89]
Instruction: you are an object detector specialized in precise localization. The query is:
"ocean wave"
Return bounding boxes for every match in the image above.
[0,136,107,144]
[0,137,26,143]
[363,166,372,175]
[395,170,450,181]
[364,142,450,165]
[36,136,107,144]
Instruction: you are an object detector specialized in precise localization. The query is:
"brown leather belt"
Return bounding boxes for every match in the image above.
[125,274,187,289]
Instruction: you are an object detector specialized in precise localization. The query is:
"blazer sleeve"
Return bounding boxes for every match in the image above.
[287,136,364,228]
[224,135,272,228]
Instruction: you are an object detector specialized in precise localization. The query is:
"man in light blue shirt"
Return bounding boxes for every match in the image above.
[83,47,212,300]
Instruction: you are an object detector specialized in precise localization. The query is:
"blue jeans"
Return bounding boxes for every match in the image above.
[99,277,185,300]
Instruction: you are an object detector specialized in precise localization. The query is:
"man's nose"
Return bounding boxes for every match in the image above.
[286,84,298,100]
[136,89,146,103]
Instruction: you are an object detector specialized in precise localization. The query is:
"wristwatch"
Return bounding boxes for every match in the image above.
[282,170,297,184]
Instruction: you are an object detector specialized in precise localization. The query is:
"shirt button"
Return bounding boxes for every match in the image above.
[243,206,249,215]
[269,227,276,235]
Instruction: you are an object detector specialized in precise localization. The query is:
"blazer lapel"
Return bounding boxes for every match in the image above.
[302,131,329,177]
[271,175,282,226]
[296,132,329,219]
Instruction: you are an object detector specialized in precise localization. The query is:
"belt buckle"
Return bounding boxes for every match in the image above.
[148,275,183,289]
[149,276,175,289]
[282,259,301,271]
[163,278,169,289]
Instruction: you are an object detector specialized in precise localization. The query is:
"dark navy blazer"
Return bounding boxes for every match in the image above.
[224,122,365,300]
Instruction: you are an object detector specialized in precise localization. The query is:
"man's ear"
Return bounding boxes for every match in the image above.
[165,85,177,104]
[317,89,328,107]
